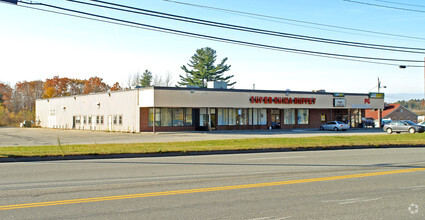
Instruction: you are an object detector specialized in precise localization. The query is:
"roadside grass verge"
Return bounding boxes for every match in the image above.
[1,133,424,158]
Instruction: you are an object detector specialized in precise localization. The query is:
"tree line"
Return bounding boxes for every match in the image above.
[395,99,425,111]
[0,47,236,126]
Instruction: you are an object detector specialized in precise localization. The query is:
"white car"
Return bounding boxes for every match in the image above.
[320,121,350,131]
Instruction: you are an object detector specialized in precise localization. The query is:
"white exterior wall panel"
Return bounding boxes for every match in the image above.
[36,90,140,132]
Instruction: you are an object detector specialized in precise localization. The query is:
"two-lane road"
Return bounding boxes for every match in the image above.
[1,147,424,219]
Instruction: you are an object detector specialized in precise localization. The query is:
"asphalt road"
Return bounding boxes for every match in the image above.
[1,148,424,219]
[0,127,385,146]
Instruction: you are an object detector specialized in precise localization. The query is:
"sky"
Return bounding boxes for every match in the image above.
[1,0,425,102]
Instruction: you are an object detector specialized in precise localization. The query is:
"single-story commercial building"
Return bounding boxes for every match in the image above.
[35,86,385,132]
[366,103,418,123]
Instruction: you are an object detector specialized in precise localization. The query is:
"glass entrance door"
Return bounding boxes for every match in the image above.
[210,108,217,130]
[271,109,281,129]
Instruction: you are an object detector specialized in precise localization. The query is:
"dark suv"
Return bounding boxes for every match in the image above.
[362,117,375,128]
[383,120,425,134]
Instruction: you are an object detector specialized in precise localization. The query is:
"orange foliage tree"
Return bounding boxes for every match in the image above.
[83,77,109,94]
[0,82,12,109]
[110,82,122,91]
[42,76,71,98]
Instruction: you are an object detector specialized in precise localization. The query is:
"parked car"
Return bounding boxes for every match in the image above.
[320,121,350,131]
[362,117,375,128]
[383,120,425,134]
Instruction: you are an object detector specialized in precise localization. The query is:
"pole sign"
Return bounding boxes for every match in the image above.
[369,93,385,99]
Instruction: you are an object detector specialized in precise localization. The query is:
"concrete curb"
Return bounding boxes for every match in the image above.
[1,145,424,163]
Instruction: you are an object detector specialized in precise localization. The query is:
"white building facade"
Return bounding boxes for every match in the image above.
[36,87,385,132]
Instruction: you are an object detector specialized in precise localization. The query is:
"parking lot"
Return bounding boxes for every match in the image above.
[0,127,385,147]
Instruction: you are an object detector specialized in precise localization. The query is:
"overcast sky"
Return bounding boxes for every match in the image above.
[1,0,424,102]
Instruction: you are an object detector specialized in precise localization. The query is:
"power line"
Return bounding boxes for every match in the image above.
[343,0,425,13]
[163,0,425,41]
[17,1,424,66]
[373,0,425,9]
[63,0,425,55]
[16,5,412,67]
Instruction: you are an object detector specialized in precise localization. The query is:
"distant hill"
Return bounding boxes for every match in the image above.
[393,99,425,116]
[385,93,423,103]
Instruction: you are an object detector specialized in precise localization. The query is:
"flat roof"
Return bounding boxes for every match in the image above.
[154,86,370,96]
[36,86,373,101]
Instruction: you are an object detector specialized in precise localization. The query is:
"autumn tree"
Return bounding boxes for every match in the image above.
[43,76,71,98]
[0,82,12,109]
[83,77,109,94]
[110,82,122,91]
[68,79,85,95]
[178,47,235,87]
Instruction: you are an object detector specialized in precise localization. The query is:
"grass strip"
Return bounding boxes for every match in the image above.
[0,133,424,158]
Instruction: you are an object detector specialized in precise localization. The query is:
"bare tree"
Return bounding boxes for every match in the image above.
[152,74,163,86]
[126,72,142,89]
[152,72,174,87]
[164,71,174,87]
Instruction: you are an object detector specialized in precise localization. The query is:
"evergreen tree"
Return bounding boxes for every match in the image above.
[178,47,235,87]
[140,69,153,87]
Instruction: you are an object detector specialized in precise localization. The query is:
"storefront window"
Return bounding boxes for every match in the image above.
[253,109,258,125]
[229,109,237,125]
[173,108,184,126]
[297,109,309,124]
[161,108,173,126]
[239,109,249,125]
[284,109,295,124]
[260,109,267,125]
[249,108,253,125]
[149,108,192,127]
[148,108,160,126]
[218,108,227,125]
[185,108,192,126]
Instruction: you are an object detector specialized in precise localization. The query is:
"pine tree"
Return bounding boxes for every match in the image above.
[178,47,235,87]
[140,69,153,87]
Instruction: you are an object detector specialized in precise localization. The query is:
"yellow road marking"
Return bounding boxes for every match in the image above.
[1,167,424,211]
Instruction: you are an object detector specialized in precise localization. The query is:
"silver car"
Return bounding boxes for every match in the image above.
[383,120,425,134]
[320,121,350,131]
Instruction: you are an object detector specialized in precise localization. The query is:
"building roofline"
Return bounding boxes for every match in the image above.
[153,86,371,96]
[35,88,143,101]
[36,86,373,101]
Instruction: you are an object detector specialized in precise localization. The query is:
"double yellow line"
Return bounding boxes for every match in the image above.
[1,167,424,211]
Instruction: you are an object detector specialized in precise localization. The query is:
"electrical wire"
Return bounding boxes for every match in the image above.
[71,0,425,54]
[373,0,425,8]
[163,0,425,42]
[343,0,425,13]
[15,5,413,67]
[16,1,424,66]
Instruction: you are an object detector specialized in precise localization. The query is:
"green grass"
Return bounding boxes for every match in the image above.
[1,133,425,158]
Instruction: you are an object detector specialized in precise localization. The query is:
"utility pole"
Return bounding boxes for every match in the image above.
[377,77,386,128]
[377,77,381,127]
